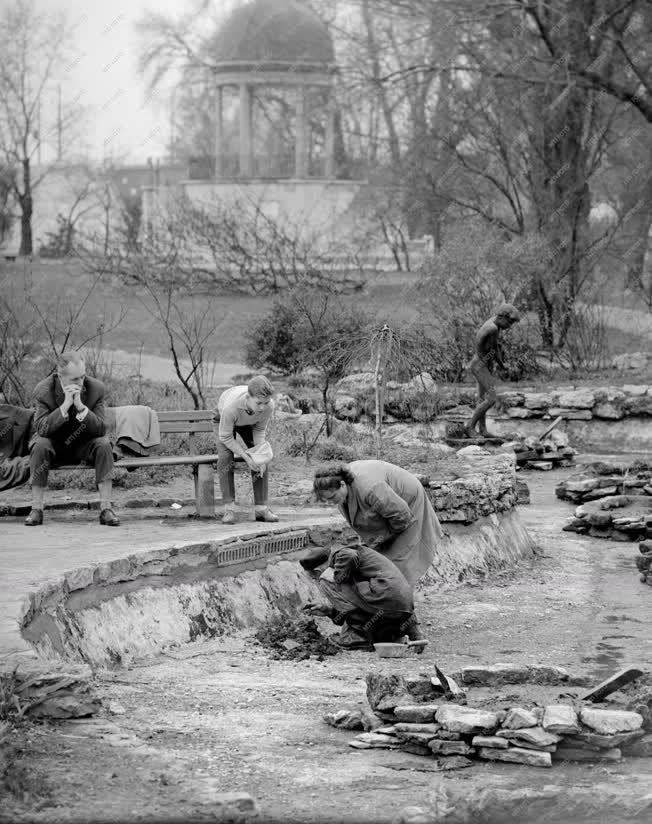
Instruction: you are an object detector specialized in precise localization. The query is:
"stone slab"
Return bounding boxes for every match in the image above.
[478,747,552,767]
[579,708,643,735]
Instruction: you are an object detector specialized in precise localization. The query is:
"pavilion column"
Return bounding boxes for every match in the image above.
[214,84,223,179]
[239,82,253,177]
[324,89,336,179]
[295,84,307,178]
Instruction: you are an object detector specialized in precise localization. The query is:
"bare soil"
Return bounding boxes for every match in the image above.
[2,468,652,824]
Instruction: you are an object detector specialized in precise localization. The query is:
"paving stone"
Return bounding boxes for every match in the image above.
[478,746,552,767]
[579,708,643,735]
[471,735,509,749]
[394,705,440,723]
[553,746,621,762]
[435,705,499,734]
[428,739,474,756]
[502,707,539,729]
[496,726,561,749]
[542,705,580,735]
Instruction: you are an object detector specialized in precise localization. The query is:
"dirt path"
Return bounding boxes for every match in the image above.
[4,468,652,824]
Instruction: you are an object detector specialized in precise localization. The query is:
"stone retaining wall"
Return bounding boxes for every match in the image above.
[17,455,534,668]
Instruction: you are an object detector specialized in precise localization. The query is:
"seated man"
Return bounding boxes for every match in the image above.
[300,542,420,650]
[25,352,118,527]
[214,375,277,524]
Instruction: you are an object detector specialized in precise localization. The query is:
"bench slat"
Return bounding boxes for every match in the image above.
[159,421,214,434]
[157,410,214,422]
[56,455,221,470]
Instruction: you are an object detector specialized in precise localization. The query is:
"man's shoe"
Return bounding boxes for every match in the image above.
[24,508,43,526]
[99,508,120,526]
[255,507,279,522]
[222,509,236,525]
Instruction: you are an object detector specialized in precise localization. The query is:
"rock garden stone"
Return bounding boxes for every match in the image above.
[552,746,621,762]
[395,731,439,746]
[394,705,440,723]
[471,735,509,749]
[478,747,552,767]
[567,729,644,750]
[542,705,580,735]
[394,723,441,736]
[524,393,553,410]
[428,739,474,756]
[399,742,433,757]
[435,705,499,734]
[548,407,593,420]
[502,708,539,729]
[555,389,596,408]
[324,707,383,731]
[350,732,400,749]
[458,663,570,687]
[623,384,648,396]
[579,708,643,734]
[496,727,561,750]
[366,671,409,713]
[621,733,652,757]
[593,402,624,420]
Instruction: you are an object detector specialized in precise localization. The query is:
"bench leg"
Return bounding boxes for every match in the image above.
[194,464,215,517]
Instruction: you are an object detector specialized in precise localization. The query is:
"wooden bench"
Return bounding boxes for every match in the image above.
[58,410,223,517]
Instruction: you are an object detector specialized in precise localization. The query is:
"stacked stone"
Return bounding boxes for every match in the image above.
[500,431,576,471]
[424,453,517,522]
[562,495,652,541]
[636,539,652,586]
[496,385,652,422]
[336,668,649,768]
[557,462,652,504]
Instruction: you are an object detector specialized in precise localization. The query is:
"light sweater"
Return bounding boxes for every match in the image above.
[215,386,274,457]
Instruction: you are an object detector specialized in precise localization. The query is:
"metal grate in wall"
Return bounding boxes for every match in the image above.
[216,530,309,568]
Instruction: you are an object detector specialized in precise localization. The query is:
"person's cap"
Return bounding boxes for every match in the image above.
[496,303,521,322]
[299,548,330,570]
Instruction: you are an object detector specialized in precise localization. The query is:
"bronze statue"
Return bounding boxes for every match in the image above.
[465,304,521,438]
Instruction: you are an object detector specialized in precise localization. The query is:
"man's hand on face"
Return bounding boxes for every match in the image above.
[61,385,78,412]
[70,386,84,411]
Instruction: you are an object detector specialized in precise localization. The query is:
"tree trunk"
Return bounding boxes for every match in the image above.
[18,158,33,256]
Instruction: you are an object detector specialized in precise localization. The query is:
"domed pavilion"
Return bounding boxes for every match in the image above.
[212,0,338,179]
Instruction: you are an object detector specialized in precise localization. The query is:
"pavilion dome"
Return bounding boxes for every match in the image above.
[211,0,335,70]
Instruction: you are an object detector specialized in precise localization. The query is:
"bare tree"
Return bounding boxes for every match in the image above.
[0,0,82,255]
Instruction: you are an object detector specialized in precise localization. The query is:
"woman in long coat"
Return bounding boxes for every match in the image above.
[313,460,444,641]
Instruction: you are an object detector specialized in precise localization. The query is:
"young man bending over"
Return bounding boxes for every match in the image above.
[214,375,278,524]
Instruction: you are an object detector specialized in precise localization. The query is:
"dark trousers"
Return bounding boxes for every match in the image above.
[29,436,114,487]
[318,578,414,644]
[217,425,268,506]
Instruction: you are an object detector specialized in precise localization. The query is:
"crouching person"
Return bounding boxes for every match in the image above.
[215,375,278,524]
[299,543,420,651]
[26,352,118,526]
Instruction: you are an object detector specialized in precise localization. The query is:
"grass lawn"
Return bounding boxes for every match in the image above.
[2,257,421,365]
[2,256,650,379]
